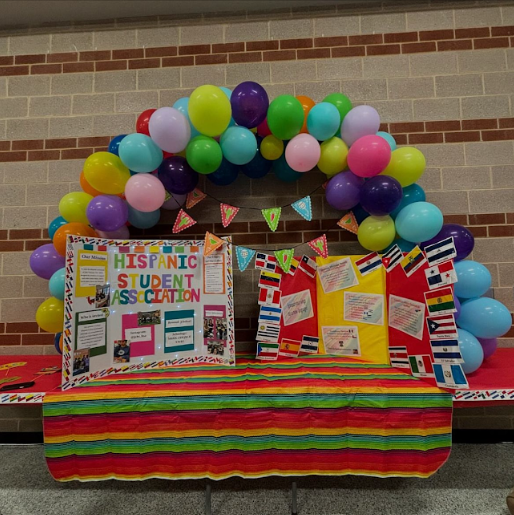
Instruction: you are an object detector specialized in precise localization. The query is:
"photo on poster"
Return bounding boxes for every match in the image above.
[95,284,110,308]
[113,339,131,363]
[206,340,225,356]
[72,349,90,376]
[137,310,161,326]
[204,317,215,339]
[215,318,228,341]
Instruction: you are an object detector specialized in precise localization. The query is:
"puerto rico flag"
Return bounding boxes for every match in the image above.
[425,260,458,290]
[425,237,457,266]
[426,314,458,340]
[355,252,382,276]
[255,252,277,272]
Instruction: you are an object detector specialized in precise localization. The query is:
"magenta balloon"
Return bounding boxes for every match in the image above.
[230,81,269,128]
[97,226,130,239]
[347,135,391,177]
[161,193,187,210]
[325,171,364,211]
[149,107,191,153]
[30,243,65,280]
[420,223,474,261]
[86,195,128,232]
[478,337,498,359]
[158,156,199,195]
[359,175,403,216]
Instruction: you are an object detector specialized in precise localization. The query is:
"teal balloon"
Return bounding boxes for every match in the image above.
[454,261,492,299]
[119,133,163,173]
[307,102,340,141]
[173,97,201,138]
[48,216,67,240]
[220,126,257,165]
[49,267,65,300]
[219,87,236,127]
[385,238,415,253]
[376,131,397,151]
[128,205,160,229]
[458,328,484,374]
[390,184,426,219]
[273,153,302,182]
[395,201,443,243]
[457,297,512,339]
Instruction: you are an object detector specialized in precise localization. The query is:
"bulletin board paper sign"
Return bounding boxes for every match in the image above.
[318,258,358,294]
[321,326,361,357]
[62,236,235,389]
[388,295,425,340]
[281,289,314,326]
[343,292,384,326]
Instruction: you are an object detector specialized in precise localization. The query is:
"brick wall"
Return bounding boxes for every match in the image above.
[1,1,514,431]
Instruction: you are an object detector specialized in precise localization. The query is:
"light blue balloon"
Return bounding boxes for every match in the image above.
[219,88,236,127]
[458,328,484,374]
[454,261,492,299]
[376,131,397,151]
[119,133,163,173]
[307,102,340,141]
[395,201,443,243]
[384,238,415,253]
[390,184,426,219]
[49,267,66,300]
[457,297,512,339]
[220,126,257,165]
[48,216,67,240]
[128,206,160,229]
[173,97,201,139]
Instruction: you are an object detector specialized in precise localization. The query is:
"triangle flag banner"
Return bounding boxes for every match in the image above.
[220,203,240,228]
[204,231,224,256]
[186,188,206,209]
[308,234,328,258]
[274,248,294,273]
[291,196,312,221]
[172,209,196,233]
[337,212,359,235]
[262,207,281,232]
[236,246,256,272]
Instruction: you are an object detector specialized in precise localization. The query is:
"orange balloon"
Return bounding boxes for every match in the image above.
[296,95,315,133]
[53,222,97,256]
[80,171,103,197]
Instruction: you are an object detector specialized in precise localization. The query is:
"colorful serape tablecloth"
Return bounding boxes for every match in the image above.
[43,355,453,482]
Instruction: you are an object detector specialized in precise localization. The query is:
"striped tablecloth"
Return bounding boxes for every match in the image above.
[43,355,453,482]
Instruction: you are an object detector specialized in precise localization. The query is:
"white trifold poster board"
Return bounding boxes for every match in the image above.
[62,236,235,389]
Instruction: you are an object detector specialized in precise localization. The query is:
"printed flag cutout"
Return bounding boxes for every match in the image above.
[235,246,256,272]
[220,203,239,228]
[256,322,280,343]
[288,257,299,276]
[291,196,312,221]
[259,305,282,326]
[427,314,458,340]
[255,252,277,273]
[173,209,196,233]
[256,342,279,360]
[425,260,458,290]
[431,340,463,363]
[299,255,317,278]
[400,246,427,277]
[300,335,319,355]
[389,346,410,369]
[355,252,382,276]
[262,207,281,232]
[259,270,282,290]
[258,287,281,306]
[308,234,328,258]
[424,286,456,316]
[382,244,402,272]
[409,355,435,378]
[274,248,294,273]
[204,231,224,256]
[279,338,301,358]
[186,188,206,209]
[337,212,359,235]
[425,237,457,266]
[433,363,468,389]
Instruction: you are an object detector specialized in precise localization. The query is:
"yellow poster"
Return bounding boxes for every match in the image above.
[75,250,108,298]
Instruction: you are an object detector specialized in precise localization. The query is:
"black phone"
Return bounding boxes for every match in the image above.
[0,381,35,392]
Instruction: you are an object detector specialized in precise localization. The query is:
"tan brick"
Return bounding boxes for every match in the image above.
[437,76,484,101]
[26,183,70,205]
[159,89,193,108]
[23,275,51,298]
[388,77,434,99]
[465,141,514,166]
[410,52,458,76]
[0,184,26,206]
[43,345,59,355]
[461,96,510,120]
[455,7,501,28]
[271,60,316,85]
[341,78,387,101]
[499,263,514,287]
[181,65,226,89]
[481,263,499,288]
[226,62,270,86]
[180,24,224,45]
[316,58,363,80]
[0,77,6,97]
[0,97,28,118]
[9,34,51,55]
[19,419,44,432]
[3,162,47,184]
[136,26,179,48]
[442,166,491,191]
[361,12,406,34]
[417,167,442,191]
[52,73,93,95]
[93,113,135,136]
[425,191,469,214]
[413,98,460,121]
[137,67,180,90]
[0,120,5,140]
[363,55,409,78]
[225,22,269,43]
[493,287,514,311]
[294,80,341,102]
[0,37,8,56]
[6,118,48,140]
[8,76,50,99]
[469,189,514,214]
[72,93,114,115]
[94,70,137,92]
[406,10,454,31]
[49,116,92,138]
[262,83,295,100]
[474,237,514,263]
[459,49,507,73]
[416,143,465,167]
[93,29,136,50]
[367,99,412,122]
[51,32,93,53]
[492,165,514,188]
[115,90,158,113]
[483,72,514,95]
[0,276,23,298]
[314,15,360,37]
[29,95,71,117]
[0,345,44,355]
[270,19,313,40]
[2,252,31,276]
[47,159,81,183]
[3,207,47,229]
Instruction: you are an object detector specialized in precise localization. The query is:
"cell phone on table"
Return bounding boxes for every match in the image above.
[0,381,35,391]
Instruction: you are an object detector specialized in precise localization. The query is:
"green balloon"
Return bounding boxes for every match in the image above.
[323,93,353,122]
[267,95,304,140]
[186,135,222,175]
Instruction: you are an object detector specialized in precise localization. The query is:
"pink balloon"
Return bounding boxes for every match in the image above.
[161,193,187,210]
[149,107,191,153]
[347,135,391,178]
[285,134,321,172]
[125,174,166,212]
[97,226,130,239]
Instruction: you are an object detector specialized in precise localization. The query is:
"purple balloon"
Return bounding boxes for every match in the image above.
[97,226,130,239]
[86,195,128,232]
[325,171,364,211]
[158,156,199,195]
[478,337,498,359]
[454,296,461,320]
[421,224,474,261]
[230,81,269,129]
[359,176,402,216]
[30,244,65,280]
[161,193,187,210]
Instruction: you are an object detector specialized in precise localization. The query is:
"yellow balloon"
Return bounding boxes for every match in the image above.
[381,147,425,187]
[83,152,130,194]
[317,137,348,177]
[357,215,396,252]
[59,192,93,225]
[36,297,64,333]
[188,85,231,137]
[260,135,284,160]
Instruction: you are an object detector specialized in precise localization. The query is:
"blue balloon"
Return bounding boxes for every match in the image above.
[54,332,62,355]
[119,133,163,173]
[395,201,443,243]
[108,134,127,156]
[307,102,341,141]
[376,131,397,151]
[241,145,272,179]
[273,154,302,182]
[390,184,426,219]
[48,216,67,240]
[457,297,512,339]
[220,126,257,165]
[128,206,160,229]
[385,238,415,254]
[351,204,370,224]
[173,97,201,139]
[207,158,239,186]
[458,328,484,374]
[49,267,66,300]
[454,261,492,299]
